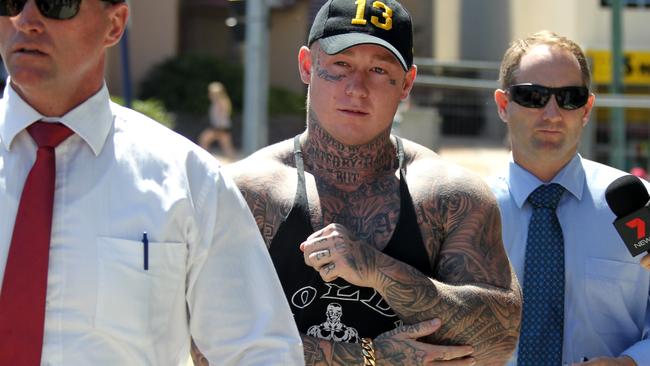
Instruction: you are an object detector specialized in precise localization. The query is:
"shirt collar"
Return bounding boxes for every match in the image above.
[506,153,585,208]
[0,78,114,156]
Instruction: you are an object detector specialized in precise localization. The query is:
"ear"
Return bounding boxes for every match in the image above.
[494,89,510,123]
[298,46,313,85]
[400,65,417,100]
[581,93,596,127]
[104,3,129,48]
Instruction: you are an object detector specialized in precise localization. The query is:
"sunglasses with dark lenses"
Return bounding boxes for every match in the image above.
[0,0,124,20]
[508,83,590,110]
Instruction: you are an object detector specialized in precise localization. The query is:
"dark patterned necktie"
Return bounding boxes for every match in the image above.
[518,183,566,366]
[0,122,73,365]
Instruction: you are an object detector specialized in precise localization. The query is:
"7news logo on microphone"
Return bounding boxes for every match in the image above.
[613,208,650,256]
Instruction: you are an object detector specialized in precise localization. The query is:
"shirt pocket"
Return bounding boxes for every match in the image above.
[94,236,187,345]
[584,257,643,347]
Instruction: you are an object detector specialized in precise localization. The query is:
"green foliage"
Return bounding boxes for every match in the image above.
[111,96,176,130]
[138,54,305,117]
[138,54,243,115]
[269,86,305,116]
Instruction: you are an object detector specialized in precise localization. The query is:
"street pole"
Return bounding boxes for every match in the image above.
[609,0,626,169]
[242,0,270,156]
[120,27,133,108]
[120,0,133,108]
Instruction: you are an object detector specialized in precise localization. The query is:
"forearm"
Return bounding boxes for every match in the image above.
[373,255,521,364]
[301,327,448,366]
[301,333,362,366]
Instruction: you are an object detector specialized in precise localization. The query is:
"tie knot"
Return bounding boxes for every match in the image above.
[528,183,565,209]
[27,122,73,148]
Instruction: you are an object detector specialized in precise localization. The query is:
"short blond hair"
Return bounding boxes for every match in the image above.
[208,82,226,98]
[498,30,591,89]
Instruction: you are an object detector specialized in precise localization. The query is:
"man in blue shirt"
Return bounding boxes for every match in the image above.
[490,30,650,365]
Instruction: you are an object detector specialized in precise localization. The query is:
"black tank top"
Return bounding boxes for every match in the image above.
[269,135,431,342]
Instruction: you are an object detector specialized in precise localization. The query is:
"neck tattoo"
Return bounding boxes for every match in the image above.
[302,117,397,187]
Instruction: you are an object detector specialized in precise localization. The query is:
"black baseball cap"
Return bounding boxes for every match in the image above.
[308,0,413,71]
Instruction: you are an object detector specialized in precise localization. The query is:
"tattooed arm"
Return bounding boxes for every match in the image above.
[302,160,521,365]
[301,319,474,366]
[381,168,521,365]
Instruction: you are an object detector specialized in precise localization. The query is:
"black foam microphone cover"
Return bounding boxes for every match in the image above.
[605,175,650,218]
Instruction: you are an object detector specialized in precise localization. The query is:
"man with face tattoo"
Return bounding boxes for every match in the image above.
[224,0,522,365]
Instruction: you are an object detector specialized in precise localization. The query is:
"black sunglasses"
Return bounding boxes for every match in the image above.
[508,83,590,110]
[0,0,124,20]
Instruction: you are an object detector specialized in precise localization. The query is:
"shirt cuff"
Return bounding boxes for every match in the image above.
[621,340,650,366]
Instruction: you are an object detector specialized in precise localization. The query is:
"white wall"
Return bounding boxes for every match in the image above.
[434,0,650,61]
[434,0,462,60]
[106,0,180,96]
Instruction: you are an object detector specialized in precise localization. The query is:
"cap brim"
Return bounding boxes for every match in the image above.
[318,33,408,71]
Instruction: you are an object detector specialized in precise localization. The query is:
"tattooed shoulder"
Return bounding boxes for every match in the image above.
[224,142,297,246]
[439,170,509,286]
[405,155,506,279]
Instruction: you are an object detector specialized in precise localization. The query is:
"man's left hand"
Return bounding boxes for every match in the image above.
[301,223,382,288]
[573,355,637,366]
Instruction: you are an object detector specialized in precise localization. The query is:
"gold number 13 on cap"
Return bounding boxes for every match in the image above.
[351,0,393,31]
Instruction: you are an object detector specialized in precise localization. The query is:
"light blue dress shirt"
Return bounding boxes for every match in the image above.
[489,154,650,365]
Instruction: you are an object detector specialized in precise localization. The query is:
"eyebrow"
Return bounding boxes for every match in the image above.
[339,48,400,65]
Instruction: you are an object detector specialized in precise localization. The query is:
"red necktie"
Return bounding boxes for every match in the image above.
[0,122,73,365]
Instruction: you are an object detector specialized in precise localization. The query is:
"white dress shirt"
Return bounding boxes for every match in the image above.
[489,154,650,365]
[0,82,304,365]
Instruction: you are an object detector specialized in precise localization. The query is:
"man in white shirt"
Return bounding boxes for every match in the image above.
[0,1,303,365]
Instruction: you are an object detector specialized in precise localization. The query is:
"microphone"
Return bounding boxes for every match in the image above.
[605,174,650,256]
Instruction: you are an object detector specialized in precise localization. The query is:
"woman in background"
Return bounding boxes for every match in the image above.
[199,82,237,159]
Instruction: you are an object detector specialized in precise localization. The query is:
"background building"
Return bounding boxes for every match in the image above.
[103,0,650,169]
